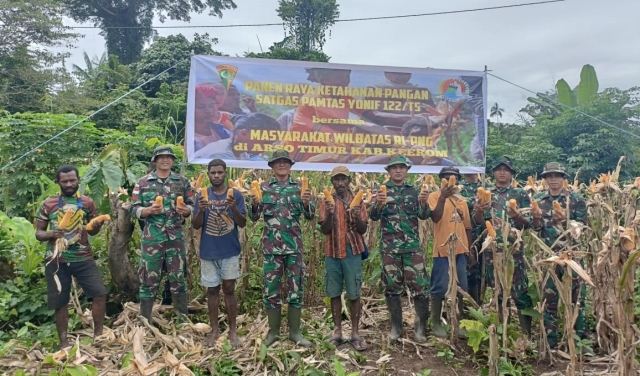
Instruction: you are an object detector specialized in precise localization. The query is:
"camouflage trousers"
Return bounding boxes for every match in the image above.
[543,265,586,348]
[485,251,532,310]
[263,253,305,309]
[381,252,429,297]
[139,238,187,299]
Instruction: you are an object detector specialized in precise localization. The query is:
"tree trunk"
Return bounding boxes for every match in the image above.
[108,193,139,298]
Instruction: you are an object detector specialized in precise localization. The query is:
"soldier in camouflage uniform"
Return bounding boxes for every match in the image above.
[130,146,195,322]
[460,173,484,305]
[531,162,587,348]
[369,155,431,343]
[249,149,315,346]
[472,156,534,334]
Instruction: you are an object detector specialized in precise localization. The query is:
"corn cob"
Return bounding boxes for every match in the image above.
[365,189,372,202]
[301,176,309,192]
[379,185,387,205]
[176,196,185,208]
[527,176,535,186]
[312,187,317,198]
[541,179,547,187]
[350,190,364,208]
[420,184,428,194]
[86,214,110,231]
[323,189,335,204]
[531,200,539,210]
[449,176,456,185]
[563,180,570,189]
[553,201,563,211]
[227,188,234,199]
[512,180,519,188]
[201,188,208,201]
[250,180,262,201]
[58,209,74,229]
[155,196,163,206]
[195,173,205,189]
[486,221,496,237]
[441,177,449,188]
[477,187,485,202]
[483,190,492,203]
[509,199,517,209]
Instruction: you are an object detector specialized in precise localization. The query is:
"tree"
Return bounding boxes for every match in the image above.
[62,0,237,64]
[490,103,504,121]
[72,52,108,83]
[245,36,330,62]
[276,0,339,54]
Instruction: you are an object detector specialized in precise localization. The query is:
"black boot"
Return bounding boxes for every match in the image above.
[288,306,312,347]
[265,308,282,346]
[413,295,429,343]
[430,296,448,338]
[518,311,532,336]
[385,295,403,343]
[140,298,154,323]
[172,293,189,319]
[161,281,172,305]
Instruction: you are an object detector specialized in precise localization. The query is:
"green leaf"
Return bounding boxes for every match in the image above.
[576,64,599,104]
[460,319,485,331]
[16,325,28,337]
[333,358,345,375]
[101,160,124,193]
[65,367,86,376]
[466,330,486,353]
[259,343,267,362]
[555,79,576,107]
[121,352,134,369]
[519,307,541,320]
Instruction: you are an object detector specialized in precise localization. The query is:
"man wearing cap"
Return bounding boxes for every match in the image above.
[369,155,431,343]
[531,162,587,348]
[460,173,486,305]
[428,167,472,338]
[319,166,369,351]
[472,156,533,334]
[249,149,315,346]
[130,146,195,322]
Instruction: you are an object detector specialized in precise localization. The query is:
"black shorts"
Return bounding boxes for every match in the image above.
[45,259,107,310]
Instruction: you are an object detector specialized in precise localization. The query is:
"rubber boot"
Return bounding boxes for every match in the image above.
[172,293,189,321]
[430,296,448,338]
[457,299,467,338]
[518,311,532,336]
[161,282,172,305]
[264,308,282,346]
[287,306,312,347]
[413,296,429,343]
[385,295,403,343]
[468,282,481,306]
[140,298,154,324]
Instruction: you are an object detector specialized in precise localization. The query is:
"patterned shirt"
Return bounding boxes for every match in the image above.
[130,170,195,243]
[460,180,481,211]
[369,180,430,254]
[249,176,315,255]
[532,189,587,252]
[472,185,531,250]
[37,195,98,262]
[319,190,368,259]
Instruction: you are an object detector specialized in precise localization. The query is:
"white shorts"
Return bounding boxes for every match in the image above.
[200,255,240,288]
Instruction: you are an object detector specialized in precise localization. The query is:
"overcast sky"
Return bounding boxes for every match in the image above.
[64,0,638,122]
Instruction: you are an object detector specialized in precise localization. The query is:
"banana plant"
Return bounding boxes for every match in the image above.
[526,64,599,115]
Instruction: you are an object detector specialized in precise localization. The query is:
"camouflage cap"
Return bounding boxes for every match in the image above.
[330,166,350,177]
[438,166,461,179]
[268,149,295,167]
[152,145,177,161]
[491,155,517,174]
[540,162,569,178]
[385,154,412,170]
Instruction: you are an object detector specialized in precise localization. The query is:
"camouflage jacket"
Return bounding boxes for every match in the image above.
[249,176,315,255]
[130,171,195,243]
[369,180,430,254]
[460,180,482,211]
[472,185,531,250]
[532,189,587,252]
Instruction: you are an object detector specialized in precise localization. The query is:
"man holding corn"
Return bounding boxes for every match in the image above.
[36,165,108,349]
[130,146,195,322]
[369,155,431,343]
[472,156,533,334]
[531,162,587,348]
[249,149,315,346]
[319,166,369,351]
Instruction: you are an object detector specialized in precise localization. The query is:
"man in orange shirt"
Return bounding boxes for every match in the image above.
[427,166,472,338]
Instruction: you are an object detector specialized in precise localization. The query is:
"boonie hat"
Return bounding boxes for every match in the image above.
[540,162,569,178]
[385,154,412,171]
[268,149,295,167]
[152,145,177,161]
[330,166,350,177]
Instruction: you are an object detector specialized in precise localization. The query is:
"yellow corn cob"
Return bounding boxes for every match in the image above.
[484,190,492,203]
[177,196,185,208]
[238,171,248,183]
[527,176,535,186]
[227,188,234,199]
[312,187,317,198]
[477,187,485,201]
[86,214,111,231]
[486,221,496,237]
[323,189,335,204]
[531,200,539,210]
[441,177,449,188]
[350,190,364,208]
[553,201,563,211]
[301,176,309,192]
[195,173,205,189]
[512,180,518,188]
[155,196,163,205]
[201,188,208,201]
[379,185,387,195]
[509,199,517,209]
[228,180,238,189]
[58,209,74,229]
[425,175,434,185]
[365,189,372,202]
[477,173,482,180]
[563,180,569,189]
[541,179,547,187]
[250,186,260,200]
